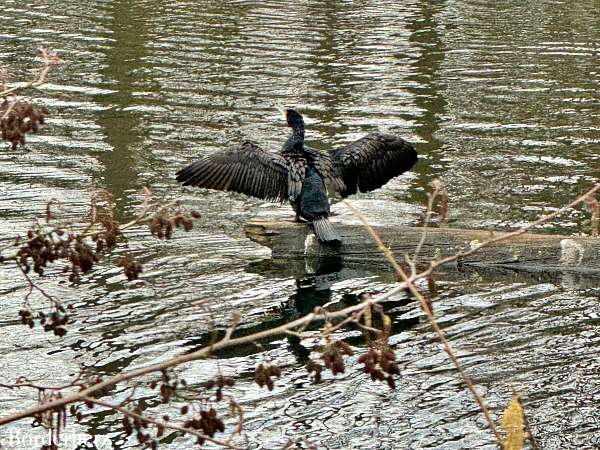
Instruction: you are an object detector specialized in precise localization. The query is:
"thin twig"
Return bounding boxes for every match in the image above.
[0,199,180,258]
[412,179,444,272]
[425,182,600,275]
[16,261,60,307]
[0,289,401,427]
[0,94,18,120]
[81,396,245,450]
[1,183,598,438]
[0,48,58,98]
[341,181,600,444]
[0,375,84,392]
[344,199,502,442]
[584,192,599,237]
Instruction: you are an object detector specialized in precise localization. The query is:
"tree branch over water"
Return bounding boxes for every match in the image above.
[0,48,61,149]
[0,47,60,98]
[1,180,598,449]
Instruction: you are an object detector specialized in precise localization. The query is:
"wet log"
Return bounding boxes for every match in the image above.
[244,219,600,275]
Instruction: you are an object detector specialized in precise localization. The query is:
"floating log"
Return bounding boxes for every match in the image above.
[244,219,600,276]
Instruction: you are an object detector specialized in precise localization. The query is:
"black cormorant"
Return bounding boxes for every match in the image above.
[175,108,418,243]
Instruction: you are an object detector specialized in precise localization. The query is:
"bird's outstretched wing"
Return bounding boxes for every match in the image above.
[176,141,289,202]
[331,133,418,197]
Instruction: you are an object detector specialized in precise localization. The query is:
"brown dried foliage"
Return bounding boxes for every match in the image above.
[18,307,69,337]
[0,192,201,336]
[138,371,236,447]
[1,97,48,149]
[183,408,226,445]
[1,183,596,450]
[149,213,196,240]
[205,374,235,401]
[117,254,143,281]
[119,403,164,450]
[358,338,401,389]
[305,339,354,383]
[12,213,114,292]
[254,363,282,391]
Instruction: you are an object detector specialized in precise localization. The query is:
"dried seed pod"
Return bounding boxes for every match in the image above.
[359,340,401,389]
[122,416,133,435]
[254,363,282,390]
[0,98,48,149]
[116,255,143,281]
[305,359,323,384]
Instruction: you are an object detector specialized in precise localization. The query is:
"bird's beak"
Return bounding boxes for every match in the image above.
[277,105,286,120]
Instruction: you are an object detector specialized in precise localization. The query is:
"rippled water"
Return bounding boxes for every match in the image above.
[0,1,599,449]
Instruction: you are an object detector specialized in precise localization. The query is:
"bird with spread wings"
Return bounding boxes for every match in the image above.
[176,108,418,243]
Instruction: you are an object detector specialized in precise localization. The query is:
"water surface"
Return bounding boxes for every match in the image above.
[0,1,599,449]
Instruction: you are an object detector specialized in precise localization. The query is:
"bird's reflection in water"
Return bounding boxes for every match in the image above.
[283,256,342,360]
[285,255,343,315]
[279,256,420,362]
[191,257,419,361]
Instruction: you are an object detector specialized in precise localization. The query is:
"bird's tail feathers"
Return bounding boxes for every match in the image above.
[311,218,341,244]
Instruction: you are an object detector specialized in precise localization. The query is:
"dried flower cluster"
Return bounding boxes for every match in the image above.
[1,192,202,336]
[32,392,67,450]
[358,340,401,389]
[140,372,234,446]
[149,211,199,240]
[117,254,143,281]
[322,340,354,375]
[0,97,48,149]
[18,306,69,337]
[205,374,235,401]
[305,359,324,383]
[254,363,282,390]
[13,223,110,283]
[305,340,354,383]
[84,377,114,401]
[0,174,589,450]
[121,407,162,450]
[183,408,226,445]
[151,370,181,404]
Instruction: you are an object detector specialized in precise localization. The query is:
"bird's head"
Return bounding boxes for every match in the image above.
[282,107,304,129]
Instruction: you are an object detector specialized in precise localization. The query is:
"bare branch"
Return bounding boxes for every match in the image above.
[0,47,60,98]
[412,178,444,271]
[425,183,600,274]
[82,396,246,450]
[0,288,403,427]
[1,182,598,447]
[344,199,502,442]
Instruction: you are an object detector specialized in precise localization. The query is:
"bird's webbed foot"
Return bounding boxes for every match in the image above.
[294,213,307,223]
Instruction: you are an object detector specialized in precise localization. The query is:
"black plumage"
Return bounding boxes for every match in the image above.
[299,166,341,242]
[176,108,418,243]
[330,133,418,197]
[176,141,289,202]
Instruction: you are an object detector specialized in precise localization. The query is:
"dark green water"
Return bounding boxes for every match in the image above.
[0,1,599,449]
